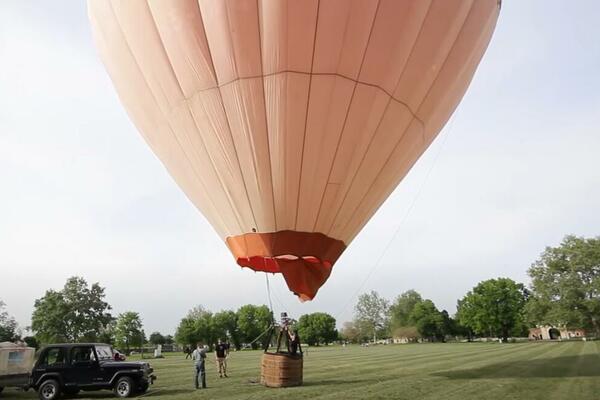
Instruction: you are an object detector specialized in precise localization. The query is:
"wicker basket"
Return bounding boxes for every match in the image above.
[260,352,303,387]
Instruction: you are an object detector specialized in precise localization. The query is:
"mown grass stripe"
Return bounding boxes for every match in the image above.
[8,342,599,400]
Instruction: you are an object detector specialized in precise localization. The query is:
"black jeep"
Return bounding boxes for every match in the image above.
[30,343,155,400]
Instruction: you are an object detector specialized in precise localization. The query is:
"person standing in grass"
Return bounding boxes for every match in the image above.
[215,339,229,378]
[192,343,207,389]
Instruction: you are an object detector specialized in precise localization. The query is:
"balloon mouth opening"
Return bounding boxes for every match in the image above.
[236,256,333,301]
[225,230,346,301]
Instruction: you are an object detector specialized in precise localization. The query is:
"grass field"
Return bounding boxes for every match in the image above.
[5,341,600,400]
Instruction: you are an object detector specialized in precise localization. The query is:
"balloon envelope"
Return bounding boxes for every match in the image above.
[89,0,500,300]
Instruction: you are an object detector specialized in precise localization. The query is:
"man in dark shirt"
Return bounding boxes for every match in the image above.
[214,339,229,378]
[289,330,300,355]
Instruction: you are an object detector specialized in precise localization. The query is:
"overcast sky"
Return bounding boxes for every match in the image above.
[1,1,599,336]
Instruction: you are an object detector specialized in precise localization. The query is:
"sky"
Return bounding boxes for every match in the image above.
[1,1,599,336]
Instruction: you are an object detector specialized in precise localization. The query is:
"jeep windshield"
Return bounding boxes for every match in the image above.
[95,345,114,361]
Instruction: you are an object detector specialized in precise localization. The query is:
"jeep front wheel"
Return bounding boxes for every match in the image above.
[137,382,149,394]
[113,377,134,398]
[38,379,60,400]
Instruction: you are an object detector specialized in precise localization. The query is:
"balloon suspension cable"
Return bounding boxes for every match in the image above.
[265,274,274,317]
[335,112,459,321]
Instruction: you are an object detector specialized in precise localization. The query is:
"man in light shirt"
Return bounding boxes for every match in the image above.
[192,343,207,389]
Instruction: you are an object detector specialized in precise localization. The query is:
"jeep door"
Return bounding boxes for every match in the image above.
[64,346,102,387]
[93,345,117,383]
[32,347,67,386]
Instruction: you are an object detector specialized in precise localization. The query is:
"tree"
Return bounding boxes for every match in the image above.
[296,313,337,346]
[31,277,113,343]
[175,306,217,349]
[0,300,19,342]
[23,336,39,349]
[174,305,273,350]
[389,290,423,329]
[175,317,199,347]
[457,278,529,341]
[194,307,216,350]
[31,290,69,343]
[213,310,241,350]
[149,332,166,345]
[439,310,465,338]
[114,312,145,354]
[388,292,460,341]
[164,335,174,344]
[526,235,600,335]
[237,305,273,349]
[409,300,444,341]
[354,291,389,342]
[339,321,362,343]
[98,320,116,345]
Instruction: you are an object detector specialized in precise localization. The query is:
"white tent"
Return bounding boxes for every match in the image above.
[0,342,35,377]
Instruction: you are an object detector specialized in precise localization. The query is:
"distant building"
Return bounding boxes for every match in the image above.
[392,327,420,344]
[392,337,416,344]
[529,326,585,340]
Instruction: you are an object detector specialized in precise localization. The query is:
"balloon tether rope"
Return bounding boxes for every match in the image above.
[265,274,274,317]
[334,112,458,321]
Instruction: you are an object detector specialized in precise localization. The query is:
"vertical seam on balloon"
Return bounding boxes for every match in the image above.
[311,0,381,233]
[324,1,434,237]
[198,0,259,233]
[192,1,248,234]
[222,0,261,232]
[256,0,278,232]
[185,100,249,234]
[335,1,479,239]
[389,0,436,125]
[141,8,248,232]
[216,91,258,234]
[145,1,186,99]
[343,119,423,241]
[419,3,498,138]
[413,0,477,143]
[195,0,253,231]
[293,0,321,230]
[223,1,240,81]
[106,0,232,236]
[195,1,219,85]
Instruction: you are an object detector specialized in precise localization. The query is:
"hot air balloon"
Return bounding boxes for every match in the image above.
[88,0,500,301]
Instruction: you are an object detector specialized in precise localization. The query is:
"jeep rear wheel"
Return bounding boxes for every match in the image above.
[38,380,60,400]
[113,377,134,398]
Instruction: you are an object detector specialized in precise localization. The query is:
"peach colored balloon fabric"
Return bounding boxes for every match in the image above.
[89,0,500,299]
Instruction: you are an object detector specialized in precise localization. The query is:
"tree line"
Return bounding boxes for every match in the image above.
[0,276,161,353]
[175,304,272,350]
[1,235,598,347]
[0,278,340,352]
[174,306,338,350]
[342,278,527,343]
[342,235,600,343]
